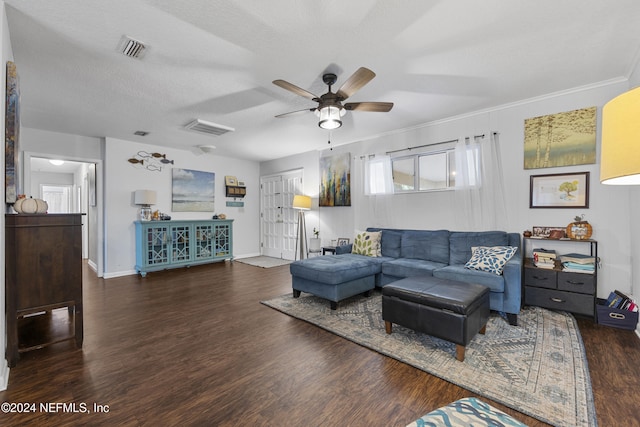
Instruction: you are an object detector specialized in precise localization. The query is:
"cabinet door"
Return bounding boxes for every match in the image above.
[194,223,214,260]
[170,224,191,263]
[144,224,170,266]
[214,222,231,257]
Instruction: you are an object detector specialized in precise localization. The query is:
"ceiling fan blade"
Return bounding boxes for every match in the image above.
[275,108,316,118]
[336,67,376,100]
[344,102,393,112]
[273,79,319,101]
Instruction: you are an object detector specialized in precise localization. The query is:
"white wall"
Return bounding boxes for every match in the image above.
[0,0,12,391]
[262,79,634,302]
[104,138,261,277]
[626,57,640,337]
[31,171,74,196]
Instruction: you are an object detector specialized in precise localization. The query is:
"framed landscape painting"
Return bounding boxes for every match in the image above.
[172,168,215,212]
[523,106,596,169]
[529,172,589,208]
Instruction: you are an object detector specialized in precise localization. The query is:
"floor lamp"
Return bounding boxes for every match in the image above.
[601,86,640,185]
[292,195,311,260]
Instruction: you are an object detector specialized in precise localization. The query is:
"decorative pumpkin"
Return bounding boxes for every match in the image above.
[14,197,48,214]
[566,214,592,240]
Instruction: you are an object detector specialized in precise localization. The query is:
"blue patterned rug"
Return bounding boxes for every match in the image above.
[262,290,597,427]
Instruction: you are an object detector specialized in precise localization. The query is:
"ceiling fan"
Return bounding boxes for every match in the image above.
[273,67,393,130]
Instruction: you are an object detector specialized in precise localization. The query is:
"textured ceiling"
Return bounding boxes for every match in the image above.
[5,0,640,162]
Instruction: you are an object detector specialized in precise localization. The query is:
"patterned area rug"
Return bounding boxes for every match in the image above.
[235,256,292,268]
[262,290,597,427]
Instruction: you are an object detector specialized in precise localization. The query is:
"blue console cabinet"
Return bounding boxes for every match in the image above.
[135,219,233,277]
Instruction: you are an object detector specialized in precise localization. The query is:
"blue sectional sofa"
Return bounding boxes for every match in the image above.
[289,228,522,325]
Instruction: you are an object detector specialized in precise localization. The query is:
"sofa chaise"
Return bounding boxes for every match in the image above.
[289,228,522,325]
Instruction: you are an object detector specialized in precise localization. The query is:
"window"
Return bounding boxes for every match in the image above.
[392,157,415,191]
[393,149,456,193]
[41,185,73,213]
[419,152,449,190]
[365,140,481,195]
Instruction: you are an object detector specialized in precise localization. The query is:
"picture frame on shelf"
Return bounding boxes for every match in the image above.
[337,238,350,246]
[531,226,566,239]
[529,172,589,209]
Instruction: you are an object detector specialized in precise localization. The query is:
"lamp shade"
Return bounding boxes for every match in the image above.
[317,105,345,130]
[292,195,311,210]
[601,86,640,185]
[134,190,157,205]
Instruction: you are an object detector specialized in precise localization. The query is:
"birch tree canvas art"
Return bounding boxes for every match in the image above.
[524,106,596,169]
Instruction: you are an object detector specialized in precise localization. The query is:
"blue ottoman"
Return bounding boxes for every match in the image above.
[289,254,380,309]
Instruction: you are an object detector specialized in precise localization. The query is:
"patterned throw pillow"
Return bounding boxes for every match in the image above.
[352,231,382,257]
[464,246,517,275]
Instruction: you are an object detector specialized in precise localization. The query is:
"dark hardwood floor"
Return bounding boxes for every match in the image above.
[1,261,639,426]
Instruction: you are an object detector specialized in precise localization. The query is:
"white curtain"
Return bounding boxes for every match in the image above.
[364,155,393,195]
[454,133,508,230]
[354,155,393,229]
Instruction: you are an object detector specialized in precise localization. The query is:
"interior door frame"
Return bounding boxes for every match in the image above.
[260,168,303,260]
[23,151,104,277]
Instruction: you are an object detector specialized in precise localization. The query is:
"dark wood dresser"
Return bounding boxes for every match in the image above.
[5,214,83,367]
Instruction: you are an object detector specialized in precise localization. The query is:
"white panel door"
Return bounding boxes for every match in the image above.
[260,170,303,260]
[281,172,303,260]
[260,175,283,258]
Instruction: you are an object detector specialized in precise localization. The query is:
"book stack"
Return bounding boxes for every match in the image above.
[533,248,556,269]
[605,290,638,312]
[560,253,596,274]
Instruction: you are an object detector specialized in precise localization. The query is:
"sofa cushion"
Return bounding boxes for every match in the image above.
[449,231,510,265]
[290,254,385,285]
[379,229,402,258]
[465,246,518,275]
[400,230,450,264]
[433,265,505,293]
[381,258,448,278]
[352,230,382,257]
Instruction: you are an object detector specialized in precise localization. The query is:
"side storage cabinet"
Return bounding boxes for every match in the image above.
[5,214,84,367]
[135,219,233,277]
[523,238,597,318]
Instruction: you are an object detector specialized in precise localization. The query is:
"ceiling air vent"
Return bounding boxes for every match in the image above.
[117,35,147,59]
[184,119,235,137]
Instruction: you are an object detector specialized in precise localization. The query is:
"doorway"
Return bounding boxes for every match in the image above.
[23,152,104,276]
[260,169,303,260]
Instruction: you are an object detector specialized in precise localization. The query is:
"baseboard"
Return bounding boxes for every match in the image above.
[103,269,138,279]
[87,259,98,273]
[0,358,9,391]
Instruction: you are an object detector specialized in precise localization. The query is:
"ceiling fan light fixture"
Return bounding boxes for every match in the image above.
[317,105,345,130]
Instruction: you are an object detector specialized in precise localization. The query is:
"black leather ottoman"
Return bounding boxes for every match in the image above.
[382,276,490,362]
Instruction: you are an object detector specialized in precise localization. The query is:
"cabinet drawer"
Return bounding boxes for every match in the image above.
[557,271,595,295]
[525,287,594,316]
[524,267,556,289]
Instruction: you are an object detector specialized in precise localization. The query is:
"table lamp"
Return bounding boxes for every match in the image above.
[134,190,157,221]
